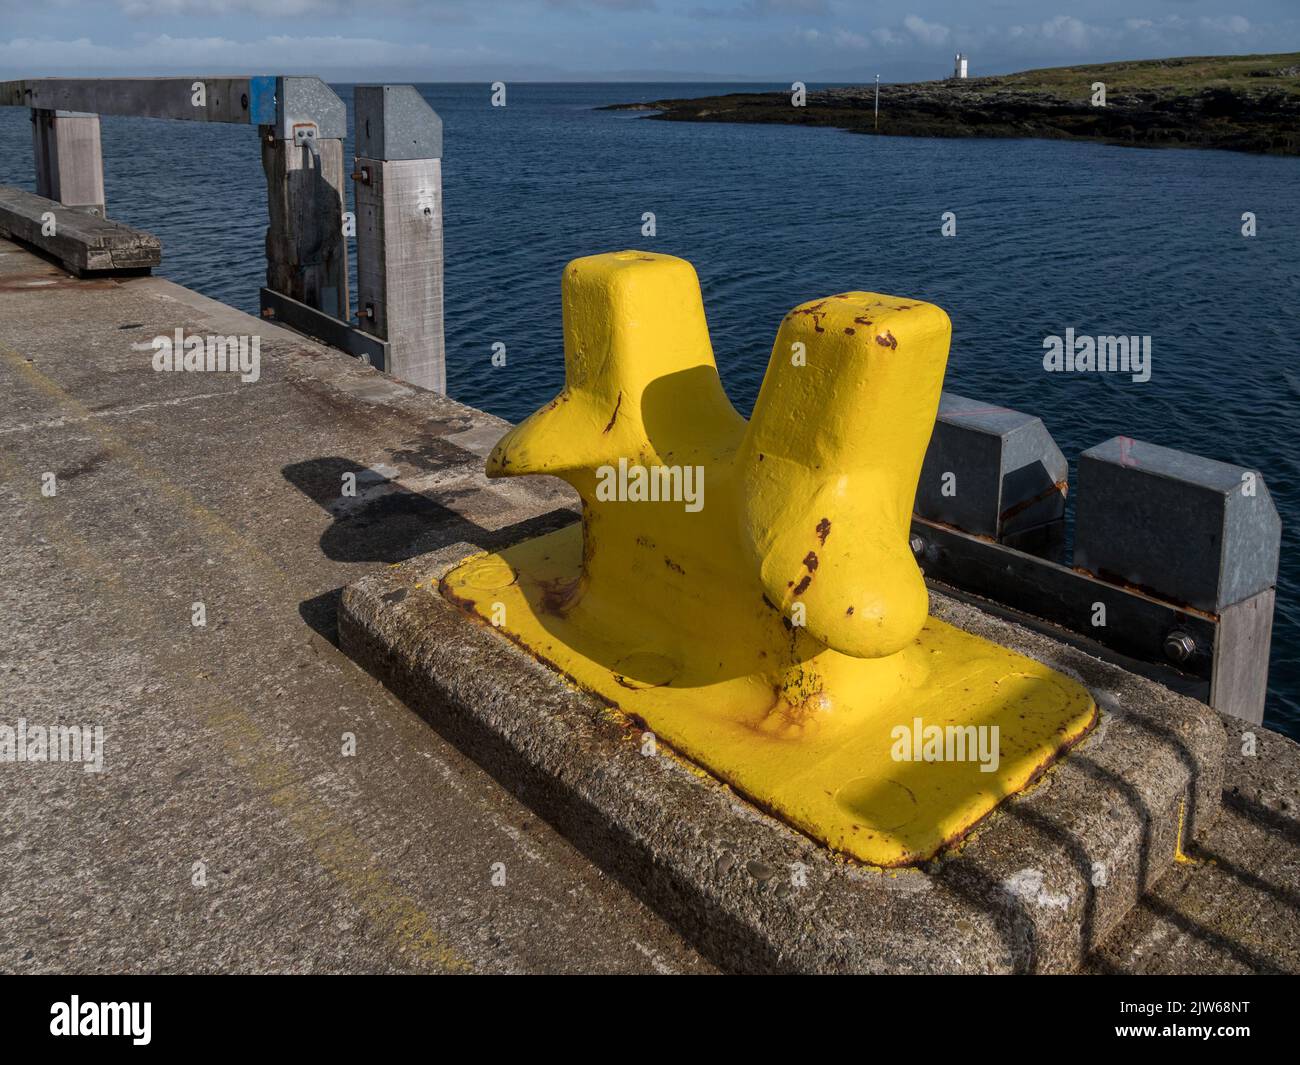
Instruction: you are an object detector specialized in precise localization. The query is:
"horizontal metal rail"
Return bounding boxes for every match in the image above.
[0,77,346,138]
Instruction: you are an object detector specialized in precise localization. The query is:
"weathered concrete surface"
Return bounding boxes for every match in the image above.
[1086,717,1300,974]
[2,233,1297,973]
[342,539,1226,973]
[0,237,710,973]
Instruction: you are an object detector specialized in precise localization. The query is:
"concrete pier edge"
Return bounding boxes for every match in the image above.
[4,229,1293,973]
[339,538,1226,974]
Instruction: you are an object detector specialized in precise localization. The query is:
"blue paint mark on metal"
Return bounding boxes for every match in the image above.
[249,76,276,125]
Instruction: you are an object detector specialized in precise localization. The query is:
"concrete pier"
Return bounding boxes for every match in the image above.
[1,235,1297,973]
[0,236,704,973]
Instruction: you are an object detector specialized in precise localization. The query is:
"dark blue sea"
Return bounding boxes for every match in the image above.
[2,82,1297,738]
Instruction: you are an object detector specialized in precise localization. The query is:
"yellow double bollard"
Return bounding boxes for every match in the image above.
[443,251,1096,866]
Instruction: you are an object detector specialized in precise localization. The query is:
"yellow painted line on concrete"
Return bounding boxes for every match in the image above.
[0,452,131,596]
[0,345,472,972]
[206,701,472,972]
[1,344,293,582]
[1173,797,1205,866]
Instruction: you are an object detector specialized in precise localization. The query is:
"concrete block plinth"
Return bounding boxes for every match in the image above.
[339,536,1226,974]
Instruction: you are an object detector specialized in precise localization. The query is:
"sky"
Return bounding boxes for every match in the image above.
[0,0,1296,82]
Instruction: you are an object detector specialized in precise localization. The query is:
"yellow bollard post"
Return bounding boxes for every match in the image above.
[442,251,1096,867]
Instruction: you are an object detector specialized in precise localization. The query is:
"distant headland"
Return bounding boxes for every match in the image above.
[603,53,1300,155]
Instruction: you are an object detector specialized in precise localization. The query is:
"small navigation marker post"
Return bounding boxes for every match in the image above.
[874,74,880,130]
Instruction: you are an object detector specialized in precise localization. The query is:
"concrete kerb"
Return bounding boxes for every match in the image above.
[339,539,1225,974]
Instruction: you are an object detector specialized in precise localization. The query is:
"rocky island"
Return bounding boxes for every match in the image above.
[605,53,1300,155]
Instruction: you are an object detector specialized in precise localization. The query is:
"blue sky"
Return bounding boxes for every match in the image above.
[0,1,1296,82]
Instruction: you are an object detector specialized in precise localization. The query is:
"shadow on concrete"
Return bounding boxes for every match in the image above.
[1130,895,1286,974]
[1123,713,1209,840]
[283,455,576,644]
[1194,843,1300,913]
[1073,754,1156,904]
[935,858,1040,973]
[1005,801,1103,966]
[283,456,483,565]
[1224,790,1300,848]
[938,772,1136,974]
[1081,766,1300,973]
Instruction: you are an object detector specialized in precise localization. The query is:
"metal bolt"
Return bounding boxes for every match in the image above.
[909,534,925,558]
[1163,630,1196,664]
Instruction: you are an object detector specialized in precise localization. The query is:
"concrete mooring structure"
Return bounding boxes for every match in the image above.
[0,73,1295,975]
[0,76,447,392]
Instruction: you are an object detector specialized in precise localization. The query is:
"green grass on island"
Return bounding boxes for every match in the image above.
[980,52,1300,98]
[606,52,1300,155]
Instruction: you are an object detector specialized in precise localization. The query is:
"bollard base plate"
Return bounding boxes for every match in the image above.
[339,536,1225,973]
[440,524,1097,867]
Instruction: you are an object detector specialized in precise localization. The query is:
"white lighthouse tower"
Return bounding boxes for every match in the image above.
[953,53,969,79]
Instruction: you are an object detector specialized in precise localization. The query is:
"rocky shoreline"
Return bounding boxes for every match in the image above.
[606,73,1300,156]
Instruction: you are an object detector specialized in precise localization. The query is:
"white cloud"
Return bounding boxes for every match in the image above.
[832,28,870,50]
[1036,15,1092,50]
[792,25,869,51]
[118,0,402,12]
[1198,15,1251,36]
[112,0,479,19]
[902,15,950,47]
[999,14,1108,54]
[751,0,831,12]
[0,32,468,74]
